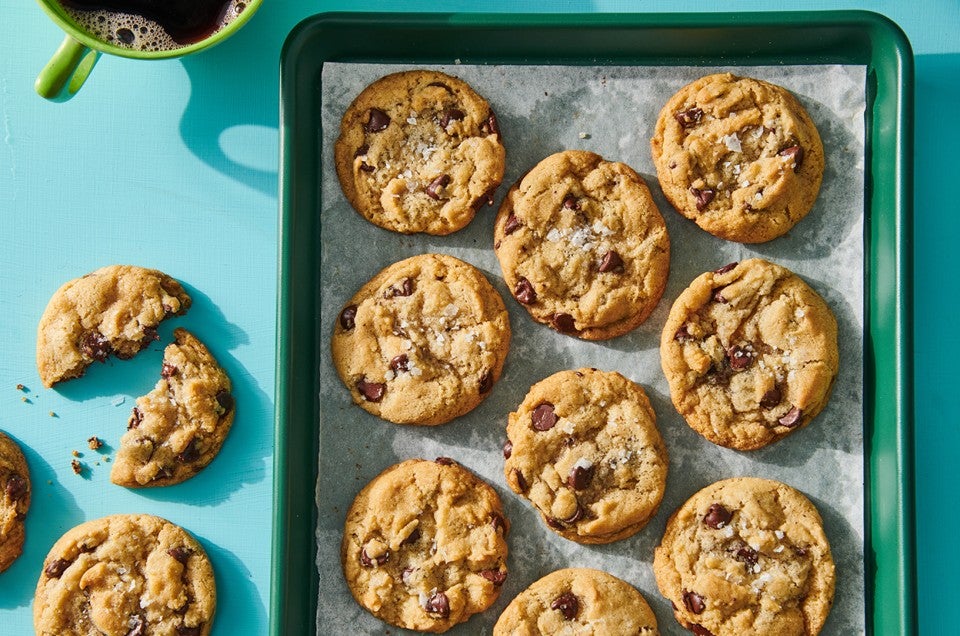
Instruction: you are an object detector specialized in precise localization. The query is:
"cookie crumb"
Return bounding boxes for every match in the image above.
[49,411,57,418]
[16,383,25,391]
[21,396,30,403]
[71,450,80,458]
[71,459,83,475]
[88,436,103,450]
[578,132,590,139]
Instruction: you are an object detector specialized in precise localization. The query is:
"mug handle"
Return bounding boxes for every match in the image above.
[35,34,100,102]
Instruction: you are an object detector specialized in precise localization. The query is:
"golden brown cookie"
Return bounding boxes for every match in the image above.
[341,458,509,633]
[494,568,659,635]
[36,265,191,387]
[653,477,835,636]
[335,69,506,235]
[0,430,30,573]
[651,73,824,243]
[660,259,839,450]
[112,328,235,487]
[34,513,216,636]
[331,253,510,425]
[503,368,668,544]
[494,150,670,340]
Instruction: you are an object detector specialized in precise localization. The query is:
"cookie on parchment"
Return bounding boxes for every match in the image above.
[503,368,668,544]
[36,265,191,387]
[34,513,216,636]
[660,259,839,451]
[341,458,509,633]
[112,328,234,487]
[335,69,506,235]
[653,477,835,636]
[332,253,510,426]
[493,567,659,635]
[0,430,30,573]
[494,150,670,340]
[651,73,824,243]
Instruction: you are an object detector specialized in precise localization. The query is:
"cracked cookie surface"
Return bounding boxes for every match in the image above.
[331,253,510,426]
[653,477,835,636]
[503,368,668,544]
[112,328,234,487]
[494,567,659,635]
[651,73,824,243]
[0,430,30,573]
[660,259,838,450]
[341,458,509,633]
[34,513,216,636]
[335,69,506,235]
[36,265,191,388]
[494,150,670,340]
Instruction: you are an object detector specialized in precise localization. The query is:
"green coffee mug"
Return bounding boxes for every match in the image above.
[35,0,262,102]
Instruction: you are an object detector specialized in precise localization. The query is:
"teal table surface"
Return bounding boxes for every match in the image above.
[0,0,955,634]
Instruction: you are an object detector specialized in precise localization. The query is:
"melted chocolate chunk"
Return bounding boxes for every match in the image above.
[44,558,72,578]
[514,277,537,305]
[426,174,451,200]
[176,627,202,636]
[480,111,500,138]
[760,386,782,409]
[734,545,759,566]
[339,305,358,330]
[479,370,493,394]
[713,262,738,275]
[567,463,595,490]
[727,345,755,370]
[360,546,389,567]
[161,362,178,378]
[503,213,522,235]
[674,107,704,128]
[598,250,624,273]
[364,108,390,133]
[439,108,465,128]
[140,326,159,347]
[690,187,716,211]
[691,624,716,636]
[778,406,802,427]
[561,194,580,210]
[389,354,409,373]
[551,592,579,620]
[674,324,695,343]
[5,474,27,502]
[80,331,112,362]
[551,313,577,334]
[531,402,557,431]
[359,162,375,173]
[175,439,200,464]
[126,616,146,636]
[167,546,192,564]
[779,144,804,171]
[435,456,456,466]
[490,512,507,534]
[354,144,369,158]
[424,591,450,618]
[215,390,234,414]
[502,439,513,459]
[480,568,507,586]
[357,378,386,402]
[712,288,729,304]
[683,590,706,614]
[384,277,415,298]
[402,527,421,545]
[511,468,528,493]
[472,188,496,210]
[702,503,733,529]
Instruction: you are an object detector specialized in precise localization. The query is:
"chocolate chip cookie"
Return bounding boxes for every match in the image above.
[653,477,835,636]
[0,430,30,573]
[335,69,506,235]
[503,368,668,544]
[651,73,824,243]
[494,568,659,635]
[341,458,509,633]
[494,150,670,340]
[36,265,191,387]
[34,513,216,636]
[332,253,510,425]
[112,328,234,487]
[660,259,839,450]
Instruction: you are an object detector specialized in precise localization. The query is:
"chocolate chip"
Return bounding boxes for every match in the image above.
[727,345,755,370]
[80,331,112,362]
[472,188,496,210]
[502,439,512,459]
[561,194,580,210]
[176,626,202,636]
[360,547,389,567]
[175,439,200,464]
[691,624,716,636]
[568,463,595,490]
[424,591,450,618]
[779,145,804,171]
[402,527,421,545]
[215,390,234,414]
[514,277,537,305]
[712,288,728,304]
[126,615,146,636]
[354,144,369,158]
[690,187,716,211]
[683,590,706,614]
[357,378,386,402]
[778,406,802,427]
[161,362,178,378]
[531,403,557,431]
[480,569,507,586]
[713,262,738,274]
[5,474,27,502]
[364,108,390,132]
[389,354,409,373]
[141,326,159,347]
[490,512,507,534]
[563,503,584,524]
[440,108,465,128]
[674,325,694,343]
[793,545,808,556]
[480,111,500,137]
[167,547,192,564]
[674,107,703,128]
[504,213,522,235]
[598,250,624,273]
[703,503,732,529]
[760,386,782,409]
[359,162,375,173]
[735,545,759,566]
[128,406,143,429]
[479,370,493,394]
[339,305,358,330]
[551,313,577,334]
[385,277,414,298]
[550,592,579,620]
[511,468,528,493]
[426,174,451,200]
[426,81,453,93]
[44,558,71,578]
[435,456,456,466]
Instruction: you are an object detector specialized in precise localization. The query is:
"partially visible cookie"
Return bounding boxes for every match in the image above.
[341,458,509,633]
[494,568,659,635]
[660,259,839,450]
[335,69,506,235]
[34,513,216,636]
[332,253,510,425]
[112,328,234,487]
[653,477,835,636]
[503,368,668,544]
[0,431,30,573]
[36,265,191,387]
[651,73,824,243]
[494,150,670,340]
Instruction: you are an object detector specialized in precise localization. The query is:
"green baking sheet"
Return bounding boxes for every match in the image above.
[276,11,913,635]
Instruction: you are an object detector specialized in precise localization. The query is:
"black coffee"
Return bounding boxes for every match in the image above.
[59,0,248,52]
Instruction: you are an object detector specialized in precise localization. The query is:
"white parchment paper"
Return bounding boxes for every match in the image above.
[316,63,866,635]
